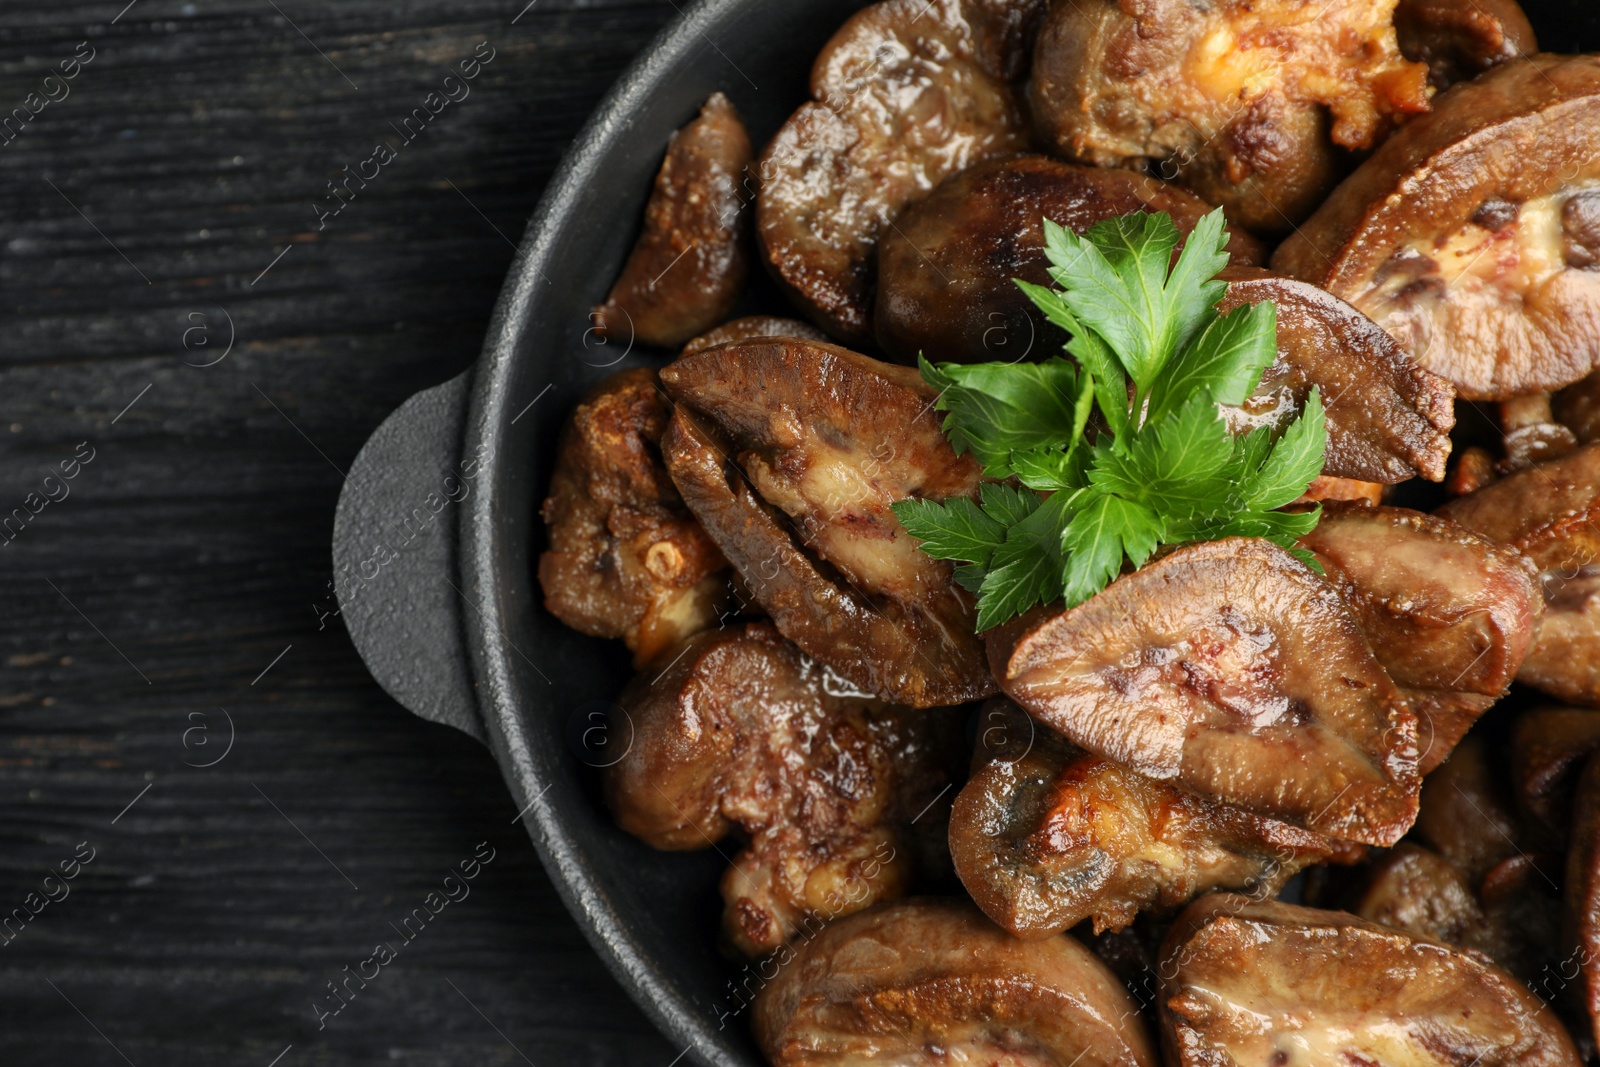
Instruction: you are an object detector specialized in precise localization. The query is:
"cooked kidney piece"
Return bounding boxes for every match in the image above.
[1029,0,1431,236]
[753,897,1158,1067]
[592,93,752,349]
[757,0,1038,342]
[1297,502,1540,770]
[987,538,1420,845]
[1413,735,1521,883]
[537,369,727,666]
[659,339,994,707]
[1512,706,1600,835]
[874,156,1264,365]
[1218,268,1455,484]
[1160,895,1582,1067]
[1274,55,1600,401]
[950,699,1354,940]
[604,622,959,958]
[1440,443,1600,705]
[679,315,827,356]
[1554,370,1600,444]
[1395,0,1538,90]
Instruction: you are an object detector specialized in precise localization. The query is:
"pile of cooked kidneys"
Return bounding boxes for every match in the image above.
[536,0,1600,1062]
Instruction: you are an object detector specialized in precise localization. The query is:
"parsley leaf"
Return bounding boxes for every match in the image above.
[893,207,1330,630]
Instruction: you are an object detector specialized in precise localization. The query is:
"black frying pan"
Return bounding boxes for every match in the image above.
[331,1,1600,1063]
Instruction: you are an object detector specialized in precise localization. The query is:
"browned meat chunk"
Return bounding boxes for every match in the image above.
[659,339,993,707]
[1499,394,1578,473]
[1554,370,1600,444]
[679,315,826,356]
[753,898,1159,1067]
[591,93,752,349]
[1512,705,1600,835]
[874,156,1264,365]
[1029,0,1432,236]
[950,699,1355,940]
[1274,55,1600,401]
[1219,268,1455,484]
[537,369,727,666]
[1297,502,1540,771]
[1440,443,1600,705]
[987,538,1420,846]
[1356,841,1562,986]
[603,622,960,958]
[1357,842,1488,945]
[1413,735,1520,883]
[756,0,1038,342]
[1564,750,1600,1049]
[1159,895,1582,1067]
[1395,0,1538,90]
[1296,476,1385,506]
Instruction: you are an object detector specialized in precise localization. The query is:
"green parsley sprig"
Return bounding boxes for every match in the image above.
[891,209,1327,631]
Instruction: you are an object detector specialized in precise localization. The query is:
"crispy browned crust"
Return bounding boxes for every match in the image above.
[537,368,727,666]
[987,538,1420,846]
[1274,55,1600,401]
[593,92,752,349]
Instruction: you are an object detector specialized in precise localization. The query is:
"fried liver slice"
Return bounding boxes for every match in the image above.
[874,156,1263,365]
[1219,267,1455,484]
[537,368,727,666]
[1160,895,1581,1067]
[659,339,992,707]
[592,93,752,349]
[1029,0,1431,235]
[679,315,826,356]
[987,538,1420,845]
[754,898,1159,1067]
[950,699,1355,939]
[1440,443,1600,705]
[1274,55,1600,401]
[1395,0,1537,91]
[756,0,1040,342]
[604,622,960,958]
[1512,705,1600,834]
[1297,502,1541,771]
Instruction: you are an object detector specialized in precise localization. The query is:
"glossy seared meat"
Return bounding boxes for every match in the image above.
[659,339,993,707]
[603,622,960,958]
[1512,705,1600,834]
[1395,0,1537,90]
[1440,443,1600,705]
[1219,268,1455,484]
[987,538,1420,845]
[680,315,827,356]
[1554,370,1600,444]
[1297,502,1541,771]
[874,156,1264,365]
[1413,736,1520,883]
[1357,843,1488,945]
[950,700,1354,939]
[537,369,727,667]
[1160,895,1582,1067]
[1029,0,1431,235]
[592,93,752,349]
[753,898,1158,1067]
[756,0,1039,342]
[1275,55,1600,401]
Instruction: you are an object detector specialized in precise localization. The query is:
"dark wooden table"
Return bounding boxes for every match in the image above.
[0,1,686,1062]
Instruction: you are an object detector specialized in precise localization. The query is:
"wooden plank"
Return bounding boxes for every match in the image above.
[0,0,691,1061]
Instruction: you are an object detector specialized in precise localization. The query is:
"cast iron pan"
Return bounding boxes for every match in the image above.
[331,1,1600,1063]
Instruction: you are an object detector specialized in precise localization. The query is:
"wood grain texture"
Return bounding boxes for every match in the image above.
[0,1,689,1062]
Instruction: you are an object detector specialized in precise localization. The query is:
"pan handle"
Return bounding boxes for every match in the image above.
[331,369,487,744]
